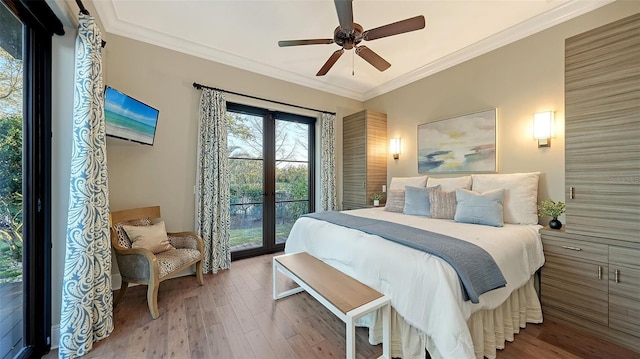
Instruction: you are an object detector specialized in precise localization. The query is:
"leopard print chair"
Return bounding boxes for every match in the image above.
[110,206,204,319]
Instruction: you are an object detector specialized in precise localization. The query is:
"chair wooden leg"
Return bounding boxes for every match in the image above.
[147,282,160,319]
[114,281,129,306]
[196,261,204,285]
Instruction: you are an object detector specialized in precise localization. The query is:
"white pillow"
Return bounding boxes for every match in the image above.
[122,221,175,254]
[389,176,428,190]
[471,172,540,225]
[427,176,472,192]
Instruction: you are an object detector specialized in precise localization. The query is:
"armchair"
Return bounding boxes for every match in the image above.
[110,206,204,319]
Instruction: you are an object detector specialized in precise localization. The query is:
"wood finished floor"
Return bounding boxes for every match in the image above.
[45,253,639,359]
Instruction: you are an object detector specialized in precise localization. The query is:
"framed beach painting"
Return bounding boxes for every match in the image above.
[418,109,497,173]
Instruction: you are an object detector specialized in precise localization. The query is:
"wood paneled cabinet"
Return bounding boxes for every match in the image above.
[564,13,640,241]
[540,228,640,352]
[550,13,640,353]
[342,110,387,210]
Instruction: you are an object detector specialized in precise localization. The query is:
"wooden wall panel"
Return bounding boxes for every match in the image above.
[564,13,640,242]
[342,110,387,209]
[343,113,366,207]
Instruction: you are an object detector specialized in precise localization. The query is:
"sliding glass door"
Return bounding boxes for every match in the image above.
[0,1,61,357]
[0,6,24,357]
[227,103,314,260]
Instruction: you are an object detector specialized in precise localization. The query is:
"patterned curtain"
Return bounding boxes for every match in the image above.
[195,89,231,273]
[59,14,112,359]
[320,113,338,211]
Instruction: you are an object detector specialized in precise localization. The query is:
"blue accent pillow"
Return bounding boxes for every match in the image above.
[454,188,505,227]
[403,185,439,216]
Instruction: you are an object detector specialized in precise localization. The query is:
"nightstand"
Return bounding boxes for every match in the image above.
[539,227,640,352]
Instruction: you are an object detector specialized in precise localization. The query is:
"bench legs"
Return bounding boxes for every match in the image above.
[273,258,305,299]
[346,306,390,359]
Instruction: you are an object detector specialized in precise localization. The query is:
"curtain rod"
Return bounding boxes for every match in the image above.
[192,82,336,116]
[74,0,107,48]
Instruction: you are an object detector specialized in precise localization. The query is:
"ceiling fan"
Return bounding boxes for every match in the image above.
[278,0,426,76]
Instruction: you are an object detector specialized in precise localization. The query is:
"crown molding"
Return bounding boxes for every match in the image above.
[362,0,614,100]
[93,0,613,102]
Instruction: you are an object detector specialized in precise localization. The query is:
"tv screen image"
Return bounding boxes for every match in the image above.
[104,86,159,145]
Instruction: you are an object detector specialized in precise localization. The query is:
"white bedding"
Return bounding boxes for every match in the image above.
[284,208,544,359]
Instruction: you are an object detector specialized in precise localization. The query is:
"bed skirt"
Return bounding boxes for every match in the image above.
[361,276,543,359]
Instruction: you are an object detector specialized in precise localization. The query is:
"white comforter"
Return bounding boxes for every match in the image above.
[284,208,544,359]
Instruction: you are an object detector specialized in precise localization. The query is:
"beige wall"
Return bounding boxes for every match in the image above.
[364,0,637,209]
[103,35,362,232]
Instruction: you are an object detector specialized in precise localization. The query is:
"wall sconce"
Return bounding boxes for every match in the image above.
[390,138,401,159]
[533,111,554,148]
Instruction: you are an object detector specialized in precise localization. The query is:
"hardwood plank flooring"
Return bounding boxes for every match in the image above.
[44,253,639,359]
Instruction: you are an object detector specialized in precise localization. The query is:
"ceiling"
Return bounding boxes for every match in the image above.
[90,0,611,101]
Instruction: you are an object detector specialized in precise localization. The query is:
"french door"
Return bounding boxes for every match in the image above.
[226,103,315,260]
[0,1,61,357]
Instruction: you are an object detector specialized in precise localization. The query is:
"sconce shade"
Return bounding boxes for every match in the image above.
[390,138,401,159]
[533,111,554,147]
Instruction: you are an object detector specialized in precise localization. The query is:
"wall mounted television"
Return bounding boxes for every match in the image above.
[104,86,159,145]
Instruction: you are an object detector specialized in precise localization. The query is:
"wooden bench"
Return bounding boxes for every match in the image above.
[273,252,391,359]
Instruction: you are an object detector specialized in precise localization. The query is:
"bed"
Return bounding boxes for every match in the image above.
[284,173,545,359]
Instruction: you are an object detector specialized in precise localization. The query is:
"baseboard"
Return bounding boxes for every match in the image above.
[51,324,59,350]
[112,273,126,290]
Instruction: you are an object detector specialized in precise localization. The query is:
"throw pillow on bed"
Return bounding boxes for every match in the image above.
[427,176,472,192]
[428,188,457,219]
[389,175,428,190]
[403,185,440,216]
[454,188,505,227]
[471,172,539,225]
[384,190,406,212]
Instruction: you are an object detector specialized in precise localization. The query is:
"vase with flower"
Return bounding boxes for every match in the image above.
[538,199,566,229]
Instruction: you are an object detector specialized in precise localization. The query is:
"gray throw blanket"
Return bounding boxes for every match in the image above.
[303,211,506,303]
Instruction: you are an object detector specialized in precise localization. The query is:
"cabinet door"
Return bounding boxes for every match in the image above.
[609,246,640,336]
[343,113,366,207]
[564,14,640,242]
[541,254,608,325]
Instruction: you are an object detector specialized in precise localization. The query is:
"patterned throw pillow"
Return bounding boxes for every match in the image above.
[428,188,457,219]
[113,217,151,248]
[384,190,406,213]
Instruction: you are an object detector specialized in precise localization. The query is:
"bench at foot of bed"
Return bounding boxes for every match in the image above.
[273,252,391,359]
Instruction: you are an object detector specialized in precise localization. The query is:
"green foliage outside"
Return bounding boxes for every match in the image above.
[0,116,22,282]
[0,45,23,282]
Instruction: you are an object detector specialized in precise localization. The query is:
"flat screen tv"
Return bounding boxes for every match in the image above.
[104,86,159,145]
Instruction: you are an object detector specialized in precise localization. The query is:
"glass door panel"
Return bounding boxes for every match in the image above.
[275,119,310,245]
[228,112,264,252]
[0,4,24,357]
[227,103,315,260]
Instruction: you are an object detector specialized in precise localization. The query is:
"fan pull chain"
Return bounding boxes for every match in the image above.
[352,50,355,76]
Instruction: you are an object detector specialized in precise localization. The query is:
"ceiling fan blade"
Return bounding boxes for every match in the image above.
[356,46,391,72]
[316,49,344,76]
[278,39,334,47]
[334,0,353,32]
[363,15,426,41]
